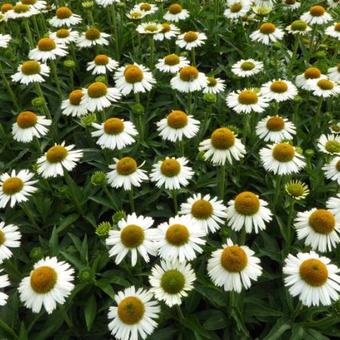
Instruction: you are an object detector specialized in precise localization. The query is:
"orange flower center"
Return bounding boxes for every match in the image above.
[272,143,295,162]
[270,81,288,93]
[162,23,171,32]
[164,54,180,66]
[124,65,144,84]
[234,191,260,216]
[317,79,334,90]
[87,82,107,98]
[221,245,248,272]
[140,3,151,11]
[309,5,325,17]
[46,145,68,163]
[56,6,72,19]
[299,259,328,287]
[117,296,145,325]
[183,31,198,43]
[38,38,56,51]
[16,111,38,128]
[168,3,182,14]
[309,209,335,234]
[94,54,109,65]
[191,199,213,219]
[0,230,5,246]
[335,23,340,32]
[56,28,70,38]
[2,177,24,195]
[167,110,188,129]
[30,266,58,294]
[230,3,242,12]
[179,66,199,81]
[69,89,83,105]
[304,67,321,79]
[1,3,13,13]
[160,159,181,177]
[21,60,41,75]
[120,224,144,248]
[238,90,258,104]
[166,224,189,245]
[211,127,235,150]
[266,116,285,131]
[116,157,137,176]
[103,117,124,134]
[85,28,101,40]
[336,160,340,172]
[259,23,276,34]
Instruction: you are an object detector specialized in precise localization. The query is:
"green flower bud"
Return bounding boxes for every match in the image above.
[294,95,303,102]
[203,93,217,103]
[96,221,111,237]
[226,125,240,135]
[91,171,107,186]
[31,96,46,108]
[315,50,327,58]
[116,2,125,8]
[273,41,282,50]
[82,1,94,8]
[112,210,126,224]
[30,247,44,260]
[95,75,107,84]
[131,103,145,114]
[295,146,303,155]
[78,267,95,282]
[80,113,97,127]
[304,148,314,157]
[197,150,206,161]
[63,59,76,69]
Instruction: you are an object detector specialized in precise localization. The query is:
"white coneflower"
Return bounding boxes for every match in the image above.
[0,270,10,306]
[208,239,262,292]
[19,0,46,11]
[261,79,298,102]
[326,22,340,39]
[164,3,189,22]
[323,156,340,184]
[114,63,156,95]
[18,256,74,314]
[295,67,326,90]
[231,59,264,78]
[226,89,269,114]
[250,22,284,45]
[37,142,83,178]
[95,0,120,8]
[286,19,311,35]
[176,31,207,50]
[155,53,189,74]
[49,6,82,27]
[203,77,225,94]
[29,38,67,62]
[310,79,340,98]
[149,260,196,306]
[6,3,38,20]
[12,110,51,143]
[300,5,332,26]
[49,28,79,45]
[0,33,11,48]
[156,110,199,142]
[86,54,118,75]
[282,0,300,10]
[328,65,340,83]
[108,286,160,340]
[327,194,340,221]
[134,2,158,15]
[199,127,246,166]
[11,60,50,85]
[327,0,339,8]
[155,215,206,262]
[226,191,272,234]
[224,1,250,20]
[92,117,137,150]
[81,81,121,112]
[0,222,21,264]
[126,9,146,20]
[107,157,148,191]
[318,134,340,155]
[256,115,296,143]
[106,213,158,266]
[294,208,340,253]
[179,193,227,233]
[285,180,309,201]
[77,27,110,48]
[170,65,207,93]
[153,22,180,41]
[136,22,163,35]
[0,170,37,208]
[150,157,194,190]
[61,89,88,117]
[283,251,340,306]
[260,142,306,175]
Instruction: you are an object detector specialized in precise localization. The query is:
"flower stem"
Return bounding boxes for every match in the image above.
[176,304,184,320]
[50,60,62,98]
[172,190,178,214]
[0,62,20,111]
[23,19,34,48]
[218,164,226,200]
[111,4,120,60]
[128,189,135,212]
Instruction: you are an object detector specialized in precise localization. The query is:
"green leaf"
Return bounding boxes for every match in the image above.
[263,319,291,340]
[202,310,227,330]
[84,295,97,331]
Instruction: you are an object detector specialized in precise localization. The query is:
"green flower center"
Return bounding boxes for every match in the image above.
[161,270,185,294]
[325,140,340,154]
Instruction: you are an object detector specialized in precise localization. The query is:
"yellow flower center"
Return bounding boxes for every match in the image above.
[266,116,285,131]
[335,23,340,32]
[118,296,145,324]
[259,23,276,34]
[167,110,188,129]
[162,23,171,33]
[238,90,258,104]
[230,3,242,12]
[179,66,199,82]
[56,6,72,19]
[299,259,328,287]
[120,224,144,248]
[87,82,107,98]
[56,28,70,38]
[2,177,24,195]
[309,209,335,234]
[207,77,217,87]
[270,81,288,93]
[291,20,307,31]
[161,270,185,294]
[166,224,189,246]
[46,145,68,163]
[240,61,255,71]
[234,191,260,216]
[140,3,151,11]
[304,67,321,79]
[309,5,325,17]
[325,140,340,153]
[183,31,198,43]
[272,143,295,162]
[21,60,41,75]
[168,3,182,14]
[124,65,144,84]
[69,89,83,105]
[221,245,248,272]
[1,3,13,14]
[191,199,213,219]
[164,54,180,66]
[144,24,159,32]
[116,157,137,176]
[30,266,58,294]
[0,230,5,246]
[160,159,181,177]
[16,111,38,128]
[85,28,101,41]
[211,127,235,150]
[103,117,124,135]
[129,10,143,19]
[317,79,334,90]
[38,38,56,52]
[22,0,36,4]
[286,182,305,198]
[14,4,29,13]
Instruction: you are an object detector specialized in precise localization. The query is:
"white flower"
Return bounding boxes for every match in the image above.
[0,33,11,48]
[153,22,180,41]
[256,115,296,143]
[114,63,156,96]
[136,22,163,34]
[49,6,82,27]
[286,19,311,35]
[179,193,227,233]
[325,22,340,39]
[327,194,340,221]
[49,28,79,45]
[95,0,120,8]
[318,134,340,155]
[224,1,250,20]
[37,142,83,178]
[29,38,67,62]
[134,2,158,15]
[86,54,118,75]
[108,286,160,340]
[208,239,262,292]
[310,78,340,98]
[6,4,39,20]
[155,54,189,74]
[149,260,196,306]
[106,213,158,266]
[61,89,88,117]
[259,142,306,175]
[323,156,340,184]
[12,111,51,143]
[294,208,340,252]
[107,157,148,191]
[0,222,21,264]
[155,215,206,262]
[18,256,75,314]
[164,3,189,22]
[250,22,284,45]
[295,67,326,91]
[11,60,50,85]
[283,251,340,306]
[300,5,332,25]
[328,65,340,83]
[203,77,225,94]
[261,79,298,102]
[226,191,272,234]
[170,65,207,93]
[176,31,207,50]
[199,127,246,166]
[156,110,199,142]
[77,27,110,48]
[0,270,10,306]
[150,157,194,190]
[0,169,38,208]
[283,0,300,10]
[231,59,264,78]
[126,9,146,20]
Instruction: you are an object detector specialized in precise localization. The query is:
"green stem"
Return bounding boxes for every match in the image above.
[0,62,20,111]
[34,82,51,119]
[23,19,34,48]
[111,4,120,60]
[128,189,135,212]
[218,164,226,200]
[176,305,184,320]
[20,203,41,231]
[50,60,62,98]
[104,185,119,210]
[192,47,196,65]
[172,190,178,214]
